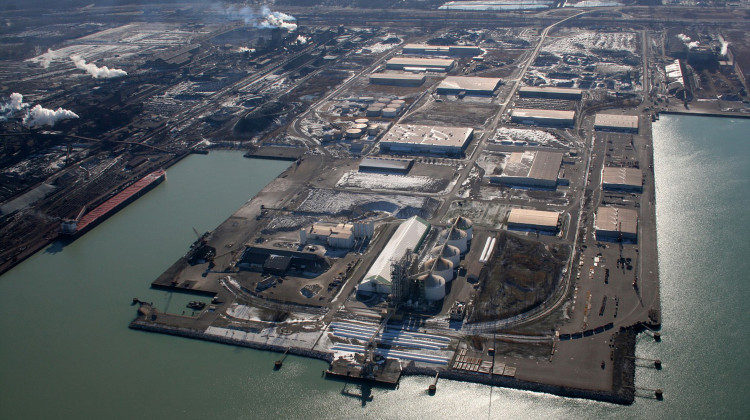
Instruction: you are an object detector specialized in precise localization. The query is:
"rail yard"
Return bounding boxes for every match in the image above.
[2,0,749,405]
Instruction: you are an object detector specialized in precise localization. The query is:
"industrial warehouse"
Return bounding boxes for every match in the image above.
[602,167,643,192]
[369,73,426,87]
[436,76,502,95]
[493,151,563,188]
[518,86,583,100]
[402,44,482,56]
[379,124,474,155]
[507,208,561,232]
[594,206,639,241]
[510,108,576,127]
[385,57,455,71]
[595,113,640,133]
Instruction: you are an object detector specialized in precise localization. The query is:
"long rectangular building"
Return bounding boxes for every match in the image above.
[357,216,431,295]
[494,151,563,188]
[595,113,639,133]
[594,206,638,241]
[403,44,482,56]
[507,209,560,232]
[511,108,575,127]
[602,167,642,192]
[369,73,426,87]
[379,124,474,156]
[386,57,455,71]
[519,86,583,100]
[436,76,502,95]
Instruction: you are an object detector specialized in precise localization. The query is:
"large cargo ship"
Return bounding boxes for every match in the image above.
[60,169,166,238]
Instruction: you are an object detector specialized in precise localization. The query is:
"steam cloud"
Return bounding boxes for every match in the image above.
[0,92,29,121]
[71,56,127,79]
[677,34,700,50]
[222,4,297,31]
[719,38,729,57]
[23,104,79,128]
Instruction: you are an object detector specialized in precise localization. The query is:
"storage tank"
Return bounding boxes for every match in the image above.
[424,257,455,282]
[419,273,446,301]
[450,216,474,240]
[391,99,406,107]
[431,244,461,267]
[381,107,399,118]
[346,128,362,139]
[367,124,379,136]
[388,101,404,111]
[355,118,369,124]
[353,123,368,130]
[442,228,468,253]
[366,106,382,117]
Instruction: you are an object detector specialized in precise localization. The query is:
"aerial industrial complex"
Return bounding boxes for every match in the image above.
[2,0,749,408]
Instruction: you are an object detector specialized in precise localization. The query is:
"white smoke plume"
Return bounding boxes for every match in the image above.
[296,35,308,45]
[36,48,62,69]
[221,4,297,31]
[677,34,691,44]
[22,104,79,128]
[687,41,700,50]
[719,38,729,57]
[71,55,127,79]
[0,92,29,121]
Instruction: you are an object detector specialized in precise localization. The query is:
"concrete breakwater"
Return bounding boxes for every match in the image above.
[130,319,636,405]
[129,320,333,363]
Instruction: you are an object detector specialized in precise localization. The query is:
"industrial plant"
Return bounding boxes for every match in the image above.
[1,0,748,408]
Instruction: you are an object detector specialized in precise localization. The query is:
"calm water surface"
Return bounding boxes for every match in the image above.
[1,119,748,419]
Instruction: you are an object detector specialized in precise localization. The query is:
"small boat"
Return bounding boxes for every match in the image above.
[187,301,206,310]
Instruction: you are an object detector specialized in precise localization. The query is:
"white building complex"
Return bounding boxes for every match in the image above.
[379,124,474,156]
[594,206,638,242]
[436,76,502,95]
[357,216,431,295]
[493,151,563,188]
[602,167,643,192]
[594,113,639,133]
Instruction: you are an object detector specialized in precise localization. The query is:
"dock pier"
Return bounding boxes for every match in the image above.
[275,348,290,369]
[428,372,439,394]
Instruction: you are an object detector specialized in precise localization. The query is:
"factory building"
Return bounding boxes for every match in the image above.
[385,57,455,72]
[357,216,431,295]
[594,206,638,242]
[369,73,426,87]
[507,208,560,232]
[511,109,576,127]
[518,86,583,100]
[493,151,563,189]
[436,76,502,96]
[402,44,481,56]
[358,157,414,174]
[301,221,374,249]
[379,124,474,156]
[594,113,639,133]
[602,167,643,192]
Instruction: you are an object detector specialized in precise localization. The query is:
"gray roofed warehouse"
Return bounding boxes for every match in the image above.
[511,108,576,127]
[385,57,455,71]
[493,151,563,188]
[436,76,502,95]
[519,86,583,100]
[594,206,638,241]
[369,73,426,87]
[602,167,642,192]
[594,113,639,133]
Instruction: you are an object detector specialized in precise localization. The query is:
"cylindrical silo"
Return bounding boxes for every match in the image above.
[432,244,461,267]
[450,216,474,241]
[419,273,446,301]
[424,257,455,282]
[442,228,468,254]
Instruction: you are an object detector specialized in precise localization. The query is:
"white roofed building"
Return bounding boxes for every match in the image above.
[379,124,474,156]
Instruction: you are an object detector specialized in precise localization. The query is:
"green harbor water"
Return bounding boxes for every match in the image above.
[1,116,749,419]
